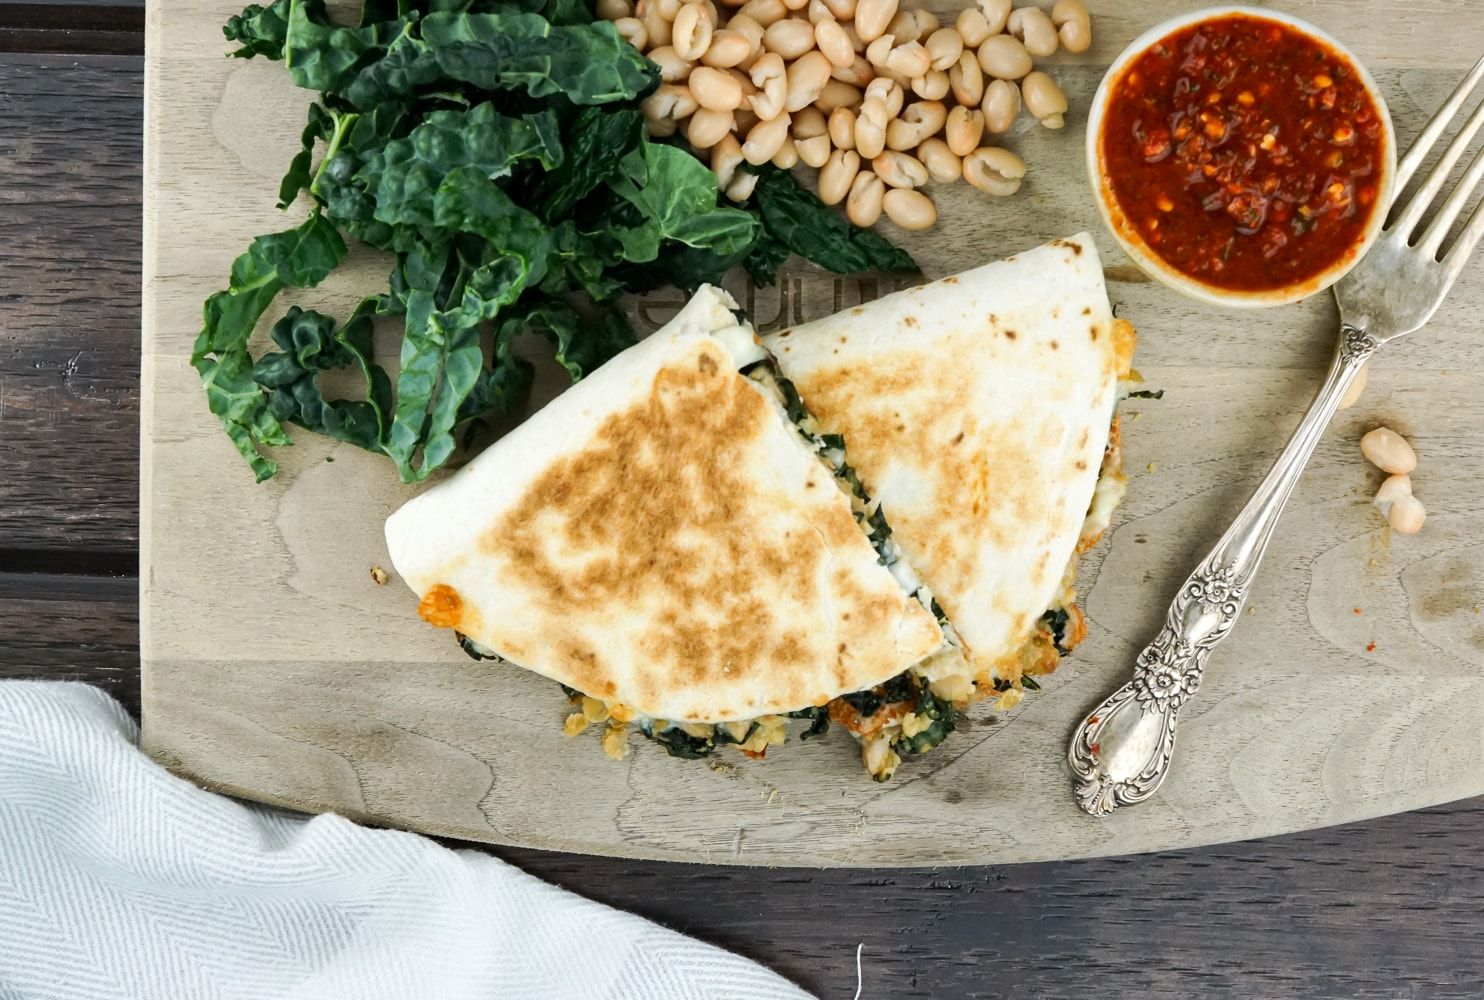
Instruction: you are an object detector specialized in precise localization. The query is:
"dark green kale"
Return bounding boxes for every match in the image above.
[786,706,831,740]
[200,0,918,483]
[1125,388,1165,399]
[640,725,718,760]
[1040,607,1072,656]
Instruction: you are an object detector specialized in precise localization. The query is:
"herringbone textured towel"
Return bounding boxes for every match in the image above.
[0,682,814,1000]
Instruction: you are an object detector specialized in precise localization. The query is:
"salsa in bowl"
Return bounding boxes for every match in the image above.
[1087,7,1395,307]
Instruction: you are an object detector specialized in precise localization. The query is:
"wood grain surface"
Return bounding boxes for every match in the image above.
[140,0,1484,865]
[3,5,1484,996]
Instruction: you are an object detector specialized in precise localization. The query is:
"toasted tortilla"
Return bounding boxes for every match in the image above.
[761,233,1122,678]
[385,286,943,723]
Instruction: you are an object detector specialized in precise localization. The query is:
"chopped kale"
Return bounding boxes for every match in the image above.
[892,682,957,756]
[456,632,500,662]
[640,725,717,760]
[1126,388,1164,399]
[787,706,831,740]
[1040,607,1073,656]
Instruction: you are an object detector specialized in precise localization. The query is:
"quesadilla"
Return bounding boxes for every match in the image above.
[760,233,1137,775]
[385,285,946,765]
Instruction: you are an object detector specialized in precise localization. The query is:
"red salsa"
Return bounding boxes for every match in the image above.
[1099,14,1386,292]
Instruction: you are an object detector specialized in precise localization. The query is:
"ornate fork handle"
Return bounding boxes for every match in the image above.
[1068,325,1380,816]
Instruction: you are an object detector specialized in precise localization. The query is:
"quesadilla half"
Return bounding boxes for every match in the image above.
[385,285,946,764]
[761,233,1137,774]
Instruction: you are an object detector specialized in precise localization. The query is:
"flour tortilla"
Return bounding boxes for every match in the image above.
[385,286,943,723]
[761,234,1122,678]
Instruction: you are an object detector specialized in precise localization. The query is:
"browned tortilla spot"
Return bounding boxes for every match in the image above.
[418,584,464,630]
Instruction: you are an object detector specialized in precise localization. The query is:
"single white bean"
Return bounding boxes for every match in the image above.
[853,0,897,42]
[614,16,648,49]
[598,0,634,20]
[828,106,858,150]
[743,112,792,163]
[886,40,931,79]
[854,97,890,158]
[747,51,787,118]
[831,55,874,85]
[912,10,939,37]
[1021,70,1068,128]
[702,29,754,66]
[791,105,827,136]
[978,34,1033,80]
[815,18,855,67]
[820,0,855,18]
[686,108,736,147]
[795,132,832,166]
[1373,473,1413,516]
[690,65,745,110]
[864,76,904,116]
[642,3,674,45]
[955,7,991,47]
[819,149,862,204]
[785,51,833,111]
[737,0,786,26]
[872,150,929,188]
[726,12,766,48]
[978,0,1010,34]
[649,45,694,82]
[944,105,984,156]
[886,7,921,43]
[726,170,760,201]
[949,50,984,106]
[711,133,745,189]
[673,4,715,59]
[1051,0,1092,54]
[846,170,886,226]
[1388,494,1427,534]
[883,187,936,229]
[865,33,895,69]
[981,77,1020,132]
[925,27,964,71]
[886,100,946,150]
[912,69,949,101]
[1360,427,1418,475]
[781,0,810,10]
[917,137,961,182]
[814,79,863,112]
[655,0,682,18]
[764,18,817,58]
[807,0,831,22]
[771,137,800,167]
[642,82,700,122]
[962,145,1026,195]
[1007,6,1058,58]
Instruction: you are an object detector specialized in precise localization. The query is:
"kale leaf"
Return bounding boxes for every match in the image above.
[202,0,915,482]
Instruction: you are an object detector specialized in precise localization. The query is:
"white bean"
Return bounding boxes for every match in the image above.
[886,41,931,79]
[978,34,1032,80]
[820,0,855,18]
[886,8,922,43]
[674,4,715,59]
[1007,6,1058,58]
[642,3,673,46]
[785,51,833,111]
[743,113,792,163]
[944,105,984,155]
[614,16,648,49]
[831,55,874,85]
[955,7,991,47]
[764,18,817,58]
[872,150,928,188]
[816,18,855,66]
[687,108,736,147]
[711,133,745,189]
[642,82,700,122]
[795,132,832,166]
[725,12,766,48]
[978,0,1010,34]
[886,100,946,150]
[1021,70,1068,128]
[690,66,744,110]
[726,170,760,201]
[854,97,890,158]
[818,148,862,204]
[598,0,634,20]
[814,79,863,112]
[1389,494,1427,534]
[981,77,1020,132]
[1373,473,1413,516]
[853,0,897,42]
[771,137,800,167]
[828,106,858,150]
[1052,0,1092,54]
[737,0,786,25]
[865,33,895,69]
[846,170,885,226]
[962,146,1026,195]
[747,52,787,118]
[882,187,936,228]
[1360,427,1418,475]
[917,137,961,182]
[925,27,964,71]
[912,69,949,100]
[864,76,904,116]
[649,45,694,82]
[949,50,984,106]
[702,29,754,67]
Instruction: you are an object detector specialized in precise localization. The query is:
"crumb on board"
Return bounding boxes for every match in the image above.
[370,566,389,586]
[1366,642,1377,653]
[1146,462,1158,474]
[1353,607,1363,615]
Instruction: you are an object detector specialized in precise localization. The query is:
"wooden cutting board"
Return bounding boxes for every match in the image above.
[141,0,1484,865]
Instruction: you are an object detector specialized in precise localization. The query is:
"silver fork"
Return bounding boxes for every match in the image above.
[1068,55,1484,817]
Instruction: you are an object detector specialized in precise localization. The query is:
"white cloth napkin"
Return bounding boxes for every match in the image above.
[0,681,814,1000]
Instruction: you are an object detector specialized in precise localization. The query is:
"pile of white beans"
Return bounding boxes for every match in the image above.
[1361,427,1425,535]
[603,0,1091,230]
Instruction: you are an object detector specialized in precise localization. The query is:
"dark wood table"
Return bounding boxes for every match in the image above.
[5,5,1484,996]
